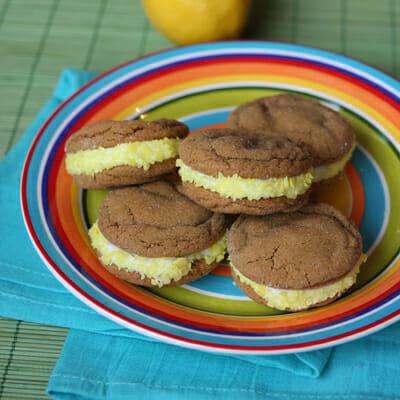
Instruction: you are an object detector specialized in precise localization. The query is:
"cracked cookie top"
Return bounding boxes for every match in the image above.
[65,119,188,153]
[227,94,355,167]
[228,203,362,289]
[97,181,228,257]
[178,128,313,179]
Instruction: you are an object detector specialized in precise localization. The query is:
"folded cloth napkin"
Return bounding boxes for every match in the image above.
[48,323,400,400]
[0,68,331,383]
[44,72,400,400]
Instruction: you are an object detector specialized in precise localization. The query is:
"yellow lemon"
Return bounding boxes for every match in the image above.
[142,0,251,45]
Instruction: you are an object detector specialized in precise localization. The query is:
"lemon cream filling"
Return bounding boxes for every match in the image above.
[176,159,313,200]
[232,255,366,311]
[89,222,227,287]
[313,145,355,182]
[66,137,180,176]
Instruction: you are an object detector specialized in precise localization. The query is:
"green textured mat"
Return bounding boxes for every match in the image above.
[0,320,67,399]
[0,0,399,398]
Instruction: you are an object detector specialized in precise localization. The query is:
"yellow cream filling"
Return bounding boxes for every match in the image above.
[176,159,313,200]
[232,255,366,311]
[89,222,227,287]
[66,137,180,176]
[313,145,355,182]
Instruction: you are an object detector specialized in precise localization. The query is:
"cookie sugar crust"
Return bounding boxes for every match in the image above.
[227,94,355,167]
[228,203,362,289]
[98,181,228,257]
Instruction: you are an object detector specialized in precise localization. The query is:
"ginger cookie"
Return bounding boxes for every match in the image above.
[65,119,188,189]
[89,181,228,287]
[227,94,355,183]
[228,203,365,311]
[176,128,314,215]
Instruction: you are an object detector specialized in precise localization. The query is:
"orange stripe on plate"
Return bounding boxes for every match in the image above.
[190,122,226,135]
[212,265,232,277]
[346,163,365,226]
[83,61,400,135]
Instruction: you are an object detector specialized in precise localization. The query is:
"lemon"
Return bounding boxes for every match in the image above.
[142,0,251,45]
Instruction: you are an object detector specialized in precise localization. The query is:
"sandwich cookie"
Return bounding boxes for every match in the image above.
[227,94,355,183]
[89,181,228,287]
[228,203,365,311]
[176,128,314,215]
[65,119,188,189]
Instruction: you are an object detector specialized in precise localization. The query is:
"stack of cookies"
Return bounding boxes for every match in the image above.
[65,94,366,312]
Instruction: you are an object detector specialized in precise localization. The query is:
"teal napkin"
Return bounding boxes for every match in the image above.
[48,324,400,400]
[0,69,115,333]
[0,68,335,396]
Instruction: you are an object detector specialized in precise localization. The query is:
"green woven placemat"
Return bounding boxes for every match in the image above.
[0,0,399,398]
[0,320,67,399]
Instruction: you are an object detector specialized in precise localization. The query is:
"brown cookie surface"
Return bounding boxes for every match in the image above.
[98,181,228,258]
[178,181,310,215]
[103,259,217,287]
[227,94,354,167]
[228,203,362,289]
[73,158,176,189]
[65,119,188,153]
[179,128,313,179]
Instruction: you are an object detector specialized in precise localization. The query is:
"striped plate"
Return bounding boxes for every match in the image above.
[21,42,400,354]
